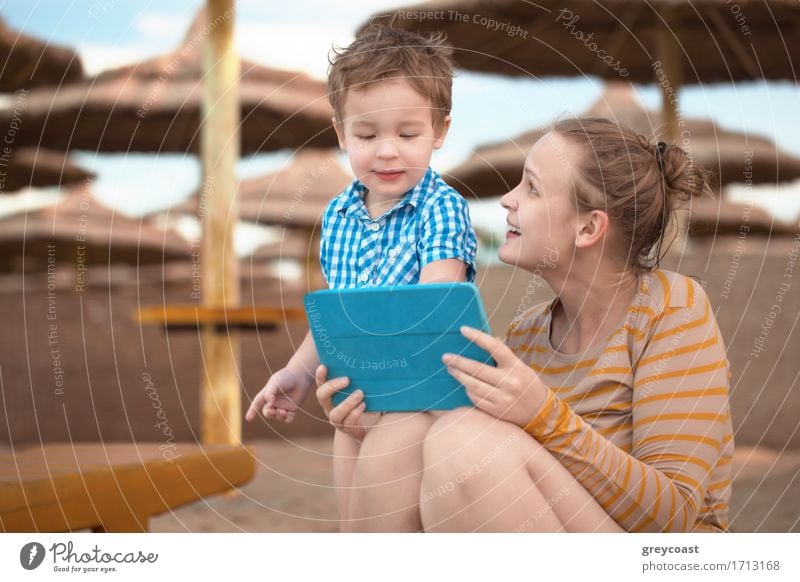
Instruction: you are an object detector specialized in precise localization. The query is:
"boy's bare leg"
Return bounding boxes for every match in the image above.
[344,411,440,532]
[332,429,361,525]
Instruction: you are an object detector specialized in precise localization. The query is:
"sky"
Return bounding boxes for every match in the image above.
[2,0,800,234]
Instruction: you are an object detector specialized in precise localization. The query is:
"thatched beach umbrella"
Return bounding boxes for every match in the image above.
[171,148,351,227]
[0,9,336,154]
[0,147,94,193]
[688,197,798,237]
[447,84,800,198]
[0,16,84,92]
[366,0,800,138]
[238,149,353,228]
[164,148,351,290]
[0,184,191,273]
[249,234,310,263]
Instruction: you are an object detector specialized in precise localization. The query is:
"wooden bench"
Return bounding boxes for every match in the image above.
[135,304,307,331]
[0,443,255,532]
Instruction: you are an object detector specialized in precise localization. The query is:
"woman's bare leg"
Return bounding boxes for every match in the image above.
[420,407,625,532]
[332,429,362,527]
[345,412,438,532]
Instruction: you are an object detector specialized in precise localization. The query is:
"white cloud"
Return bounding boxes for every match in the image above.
[79,42,162,75]
[726,180,800,225]
[133,12,184,41]
[237,21,352,80]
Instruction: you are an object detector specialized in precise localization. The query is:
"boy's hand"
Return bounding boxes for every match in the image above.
[315,365,381,442]
[245,367,313,423]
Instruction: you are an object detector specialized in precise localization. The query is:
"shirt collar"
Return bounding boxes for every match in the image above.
[333,167,436,218]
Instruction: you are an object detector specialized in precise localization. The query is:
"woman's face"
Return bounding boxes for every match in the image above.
[498,131,582,273]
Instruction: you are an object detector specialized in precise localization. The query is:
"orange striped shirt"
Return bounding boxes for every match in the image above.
[507,269,734,532]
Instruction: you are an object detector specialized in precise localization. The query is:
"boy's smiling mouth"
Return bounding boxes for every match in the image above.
[374,169,404,181]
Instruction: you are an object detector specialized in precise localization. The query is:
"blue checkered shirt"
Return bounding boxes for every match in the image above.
[320,167,477,289]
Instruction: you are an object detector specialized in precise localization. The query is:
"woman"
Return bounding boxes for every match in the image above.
[317,117,734,533]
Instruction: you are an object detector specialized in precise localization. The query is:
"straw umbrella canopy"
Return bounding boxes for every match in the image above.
[0,147,95,193]
[688,197,798,237]
[0,16,84,92]
[447,84,800,198]
[366,0,800,138]
[170,148,353,228]
[366,0,800,82]
[0,9,337,154]
[238,149,352,228]
[249,232,312,263]
[0,183,191,273]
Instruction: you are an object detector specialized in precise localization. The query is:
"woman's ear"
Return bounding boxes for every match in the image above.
[575,209,609,249]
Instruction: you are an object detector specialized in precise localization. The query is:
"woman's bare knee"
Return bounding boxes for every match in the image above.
[424,407,524,468]
[422,407,526,497]
[420,407,623,532]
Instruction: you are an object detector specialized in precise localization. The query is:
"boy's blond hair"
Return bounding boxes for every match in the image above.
[327,25,454,131]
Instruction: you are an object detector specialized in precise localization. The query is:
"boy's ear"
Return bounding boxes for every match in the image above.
[575,209,609,250]
[332,117,347,151]
[433,115,451,150]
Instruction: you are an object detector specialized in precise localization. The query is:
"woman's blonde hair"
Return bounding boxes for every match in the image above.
[552,117,711,269]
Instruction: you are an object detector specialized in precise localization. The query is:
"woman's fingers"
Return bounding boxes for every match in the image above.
[446,365,496,408]
[441,352,504,386]
[460,325,515,364]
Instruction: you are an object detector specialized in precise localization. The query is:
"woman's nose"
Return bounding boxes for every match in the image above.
[500,190,517,210]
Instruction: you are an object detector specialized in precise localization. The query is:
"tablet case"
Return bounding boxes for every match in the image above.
[303,283,495,412]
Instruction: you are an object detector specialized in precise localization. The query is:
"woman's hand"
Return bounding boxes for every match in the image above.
[315,365,382,442]
[443,326,550,427]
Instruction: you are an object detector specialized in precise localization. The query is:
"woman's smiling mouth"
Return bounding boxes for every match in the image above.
[506,222,521,239]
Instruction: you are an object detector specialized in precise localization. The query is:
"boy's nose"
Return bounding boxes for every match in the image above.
[375,138,399,159]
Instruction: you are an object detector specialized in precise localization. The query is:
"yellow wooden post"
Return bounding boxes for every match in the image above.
[200,0,241,445]
[656,11,690,257]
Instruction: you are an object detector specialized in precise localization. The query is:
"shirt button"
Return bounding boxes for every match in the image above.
[370,223,380,232]
[359,272,369,283]
[388,248,398,258]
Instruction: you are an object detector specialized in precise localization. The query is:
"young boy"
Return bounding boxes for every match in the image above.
[245,26,477,530]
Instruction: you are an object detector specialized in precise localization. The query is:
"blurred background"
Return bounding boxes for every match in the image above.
[1,0,799,532]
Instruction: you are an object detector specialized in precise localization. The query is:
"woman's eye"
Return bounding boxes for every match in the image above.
[529,182,538,195]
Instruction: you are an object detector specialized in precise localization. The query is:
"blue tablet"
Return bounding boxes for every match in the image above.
[303,283,495,412]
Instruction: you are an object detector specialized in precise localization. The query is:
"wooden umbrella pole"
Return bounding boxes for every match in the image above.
[656,10,689,256]
[200,0,241,445]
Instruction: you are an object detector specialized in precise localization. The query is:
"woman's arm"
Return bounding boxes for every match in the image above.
[445,290,731,532]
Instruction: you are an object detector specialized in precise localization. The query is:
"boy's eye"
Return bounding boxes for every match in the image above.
[399,134,418,139]
[356,134,376,140]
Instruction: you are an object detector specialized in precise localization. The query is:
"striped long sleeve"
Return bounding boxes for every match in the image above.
[507,270,734,532]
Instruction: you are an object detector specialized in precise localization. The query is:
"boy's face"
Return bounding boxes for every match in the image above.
[334,77,450,202]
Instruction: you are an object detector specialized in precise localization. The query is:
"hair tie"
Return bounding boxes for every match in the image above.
[652,141,669,268]
[656,141,667,173]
